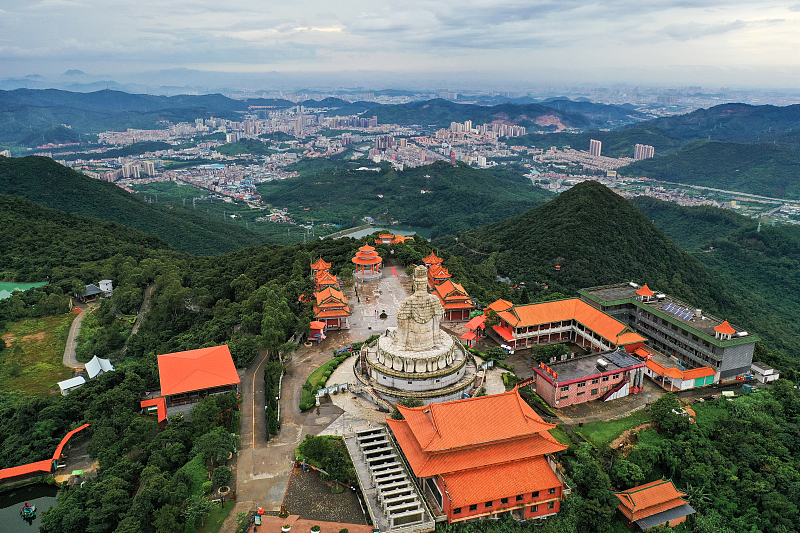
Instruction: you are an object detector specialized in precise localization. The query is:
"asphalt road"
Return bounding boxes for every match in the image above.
[62,302,97,369]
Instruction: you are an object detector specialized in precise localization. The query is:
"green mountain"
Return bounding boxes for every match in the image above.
[433,180,743,317]
[621,140,800,199]
[362,99,594,130]
[257,160,554,238]
[643,102,800,149]
[0,193,170,281]
[631,196,800,353]
[0,155,268,255]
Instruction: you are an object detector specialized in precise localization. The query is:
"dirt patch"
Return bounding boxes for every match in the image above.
[1,334,12,347]
[534,114,567,131]
[22,332,46,342]
[609,422,653,450]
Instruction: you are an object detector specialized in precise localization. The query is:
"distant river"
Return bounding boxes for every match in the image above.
[0,483,59,532]
[334,226,431,240]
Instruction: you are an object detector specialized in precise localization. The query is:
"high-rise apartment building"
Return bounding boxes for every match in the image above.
[634,144,655,160]
[589,139,602,157]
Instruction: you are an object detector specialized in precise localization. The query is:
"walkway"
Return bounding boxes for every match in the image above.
[62,302,97,369]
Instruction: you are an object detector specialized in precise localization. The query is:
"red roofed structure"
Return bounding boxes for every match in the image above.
[0,423,90,483]
[310,257,331,274]
[313,287,351,330]
[616,479,695,530]
[387,389,568,523]
[155,345,240,418]
[422,251,443,267]
[315,270,339,290]
[427,264,451,286]
[141,397,168,423]
[714,319,736,339]
[352,245,382,280]
[432,280,474,322]
[644,360,717,391]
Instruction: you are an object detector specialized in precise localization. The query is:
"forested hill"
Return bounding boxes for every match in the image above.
[256,160,554,238]
[361,99,640,130]
[620,140,800,199]
[631,196,800,354]
[0,193,170,282]
[0,156,268,255]
[433,180,743,318]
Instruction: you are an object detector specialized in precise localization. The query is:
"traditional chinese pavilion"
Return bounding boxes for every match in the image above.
[375,233,395,245]
[310,257,331,276]
[313,287,351,330]
[432,280,474,322]
[427,264,451,286]
[422,251,443,268]
[352,245,382,280]
[315,269,339,290]
[616,479,695,530]
[387,389,568,523]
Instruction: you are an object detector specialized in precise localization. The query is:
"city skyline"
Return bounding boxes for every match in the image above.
[2,0,800,89]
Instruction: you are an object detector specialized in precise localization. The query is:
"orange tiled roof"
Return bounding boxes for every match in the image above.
[429,264,451,279]
[492,298,646,346]
[157,345,240,397]
[433,280,469,299]
[464,314,486,330]
[314,287,348,306]
[443,302,474,310]
[379,233,394,239]
[310,257,331,270]
[313,307,351,318]
[493,324,515,341]
[443,456,561,509]
[309,321,327,330]
[682,366,716,380]
[315,270,338,286]
[422,251,442,264]
[636,284,654,297]
[616,479,688,521]
[488,299,514,312]
[141,397,167,422]
[392,235,410,244]
[0,459,53,482]
[647,360,716,381]
[460,331,477,341]
[714,320,736,335]
[394,389,561,452]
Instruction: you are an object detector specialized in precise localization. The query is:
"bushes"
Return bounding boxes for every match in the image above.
[264,361,284,439]
[213,465,233,488]
[299,353,351,410]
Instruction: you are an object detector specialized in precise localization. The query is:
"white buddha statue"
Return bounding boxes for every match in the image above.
[392,265,445,351]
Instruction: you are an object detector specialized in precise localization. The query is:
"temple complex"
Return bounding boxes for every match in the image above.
[355,265,477,404]
[387,389,569,523]
[313,286,351,330]
[352,245,383,281]
[432,280,474,322]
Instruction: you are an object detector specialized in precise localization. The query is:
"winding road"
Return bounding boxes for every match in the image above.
[62,302,98,369]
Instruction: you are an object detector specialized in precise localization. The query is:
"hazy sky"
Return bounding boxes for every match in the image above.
[2,0,800,87]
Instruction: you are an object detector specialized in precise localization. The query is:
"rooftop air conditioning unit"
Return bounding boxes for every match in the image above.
[656,294,666,300]
[596,358,609,371]
[737,331,749,337]
[629,282,639,288]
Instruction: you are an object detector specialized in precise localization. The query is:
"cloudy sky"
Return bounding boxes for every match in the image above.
[2,0,800,88]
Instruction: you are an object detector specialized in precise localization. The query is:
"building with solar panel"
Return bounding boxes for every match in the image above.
[579,283,757,381]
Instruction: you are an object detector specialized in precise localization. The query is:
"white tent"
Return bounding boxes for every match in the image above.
[58,376,86,395]
[85,356,114,379]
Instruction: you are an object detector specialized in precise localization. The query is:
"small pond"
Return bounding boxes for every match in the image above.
[0,483,59,532]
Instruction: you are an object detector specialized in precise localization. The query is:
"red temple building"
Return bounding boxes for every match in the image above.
[313,287,351,330]
[315,270,339,290]
[387,389,568,523]
[375,233,395,245]
[352,245,383,280]
[422,251,443,269]
[427,264,451,287]
[432,280,474,322]
[616,479,695,530]
[310,257,332,276]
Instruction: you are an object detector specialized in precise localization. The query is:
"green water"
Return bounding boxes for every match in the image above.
[0,483,59,531]
[0,281,48,300]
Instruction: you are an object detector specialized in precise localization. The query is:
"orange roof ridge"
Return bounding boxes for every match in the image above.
[636,284,654,297]
[157,345,240,397]
[714,319,736,335]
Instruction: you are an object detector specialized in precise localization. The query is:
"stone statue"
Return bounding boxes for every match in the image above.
[392,265,445,351]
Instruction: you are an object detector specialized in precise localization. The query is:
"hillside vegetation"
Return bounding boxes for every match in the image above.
[0,155,268,255]
[621,140,800,199]
[257,160,554,238]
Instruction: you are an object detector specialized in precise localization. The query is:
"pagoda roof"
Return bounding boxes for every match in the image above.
[379,233,394,238]
[358,244,377,252]
[636,284,655,297]
[714,320,736,335]
[616,479,689,522]
[314,287,348,306]
[392,235,411,244]
[310,257,331,270]
[313,306,352,318]
[157,345,240,397]
[491,298,646,346]
[464,314,486,330]
[422,251,443,264]
[432,279,469,300]
[309,321,327,330]
[442,456,561,509]
[315,270,338,285]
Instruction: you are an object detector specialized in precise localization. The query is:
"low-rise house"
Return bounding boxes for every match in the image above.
[616,479,695,530]
[750,361,779,384]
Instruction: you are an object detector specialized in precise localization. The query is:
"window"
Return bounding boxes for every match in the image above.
[559,385,569,392]
[532,491,539,498]
[548,488,556,495]
[516,495,524,502]
[547,501,555,510]
[501,497,509,504]
[577,392,585,396]
[613,373,620,379]
[591,378,599,384]
[559,395,569,400]
[601,386,609,393]
[602,376,609,382]
[531,505,538,512]
[453,508,462,515]
[485,501,493,508]
[577,381,586,388]
[469,504,478,511]
[591,388,598,395]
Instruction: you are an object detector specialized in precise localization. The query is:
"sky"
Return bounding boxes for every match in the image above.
[2,0,800,89]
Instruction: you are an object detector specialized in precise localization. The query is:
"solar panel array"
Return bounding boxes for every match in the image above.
[663,302,694,321]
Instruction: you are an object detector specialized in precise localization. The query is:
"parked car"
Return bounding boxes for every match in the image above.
[500,344,515,355]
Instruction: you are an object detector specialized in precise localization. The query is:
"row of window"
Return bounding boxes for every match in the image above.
[452,489,557,514]
[560,374,617,392]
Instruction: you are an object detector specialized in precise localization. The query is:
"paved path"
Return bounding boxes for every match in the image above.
[62,302,98,369]
[120,284,154,355]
